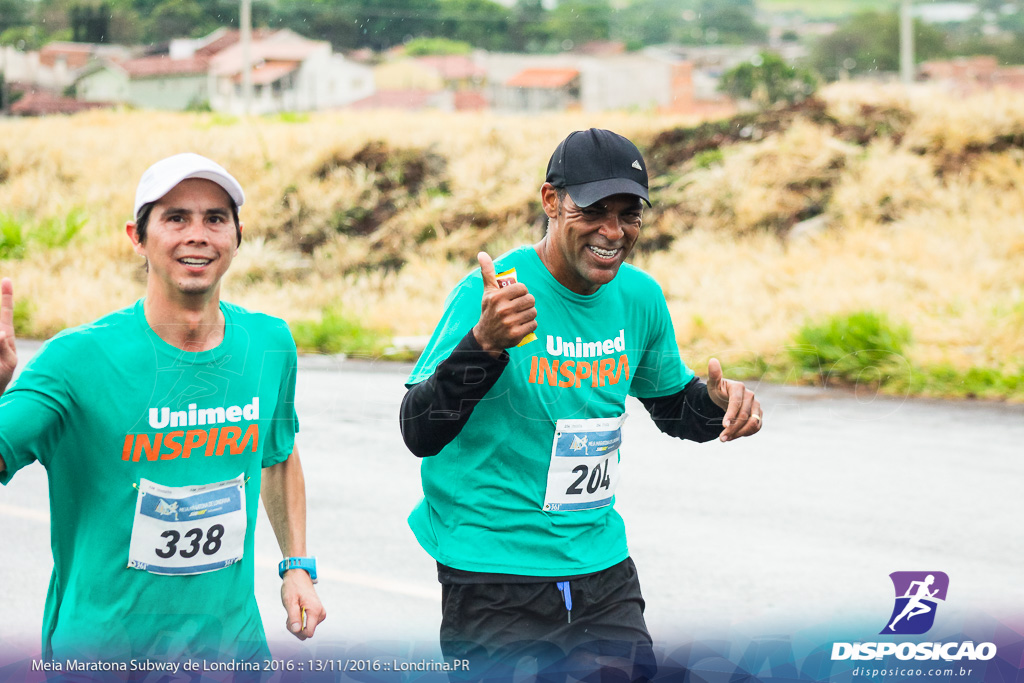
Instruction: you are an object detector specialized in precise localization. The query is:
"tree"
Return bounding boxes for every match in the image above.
[268,1,363,51]
[147,0,217,39]
[719,51,817,106]
[0,0,30,34]
[348,0,444,51]
[615,0,683,48]
[810,11,948,80]
[508,0,549,52]
[436,0,512,51]
[697,0,766,45]
[71,3,111,42]
[544,0,612,50]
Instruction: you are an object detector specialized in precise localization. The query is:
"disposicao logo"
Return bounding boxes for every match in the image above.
[831,571,997,662]
[882,571,948,635]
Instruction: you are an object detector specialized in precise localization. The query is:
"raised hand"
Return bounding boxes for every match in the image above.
[706,358,762,442]
[0,278,18,395]
[472,252,537,357]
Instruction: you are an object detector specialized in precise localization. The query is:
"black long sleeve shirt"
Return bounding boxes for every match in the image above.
[399,330,726,458]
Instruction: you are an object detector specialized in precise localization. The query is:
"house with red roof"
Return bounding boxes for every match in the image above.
[1,42,133,95]
[357,53,487,111]
[208,29,373,114]
[499,67,581,111]
[481,50,698,113]
[73,28,374,113]
[9,90,112,116]
[77,55,211,110]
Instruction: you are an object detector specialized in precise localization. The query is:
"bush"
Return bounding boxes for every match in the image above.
[789,310,911,385]
[719,52,817,107]
[404,37,472,56]
[0,210,86,259]
[13,298,31,334]
[290,307,388,356]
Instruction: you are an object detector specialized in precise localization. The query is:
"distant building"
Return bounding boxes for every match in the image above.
[920,55,1024,93]
[915,2,979,24]
[77,56,210,110]
[481,51,697,113]
[39,42,133,71]
[1,42,133,93]
[499,67,580,111]
[208,29,374,114]
[348,89,450,111]
[9,89,111,116]
[363,54,486,111]
[73,28,374,113]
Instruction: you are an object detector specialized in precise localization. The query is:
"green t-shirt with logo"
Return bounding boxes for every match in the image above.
[0,300,299,662]
[407,246,694,576]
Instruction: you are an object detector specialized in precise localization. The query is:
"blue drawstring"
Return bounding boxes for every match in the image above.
[556,581,572,623]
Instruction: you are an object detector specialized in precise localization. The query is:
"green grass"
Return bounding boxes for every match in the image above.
[692,148,725,169]
[0,214,25,259]
[759,0,896,19]
[193,113,240,129]
[734,354,1024,401]
[896,364,1024,400]
[789,310,911,385]
[290,306,390,356]
[724,310,1024,401]
[13,299,31,335]
[272,112,310,124]
[0,210,85,259]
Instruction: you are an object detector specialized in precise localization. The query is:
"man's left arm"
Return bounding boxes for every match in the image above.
[261,446,327,640]
[638,377,726,443]
[641,358,761,443]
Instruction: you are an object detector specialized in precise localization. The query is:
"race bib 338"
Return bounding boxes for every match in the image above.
[127,474,246,575]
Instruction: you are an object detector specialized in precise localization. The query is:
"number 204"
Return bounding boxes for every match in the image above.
[566,459,612,495]
[155,524,225,559]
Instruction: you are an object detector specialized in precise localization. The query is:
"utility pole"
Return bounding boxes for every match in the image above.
[241,0,252,115]
[900,0,914,84]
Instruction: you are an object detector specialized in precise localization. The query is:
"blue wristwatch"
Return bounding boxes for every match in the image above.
[278,556,317,583]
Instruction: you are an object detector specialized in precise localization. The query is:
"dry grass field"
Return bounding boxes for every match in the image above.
[1,82,1022,399]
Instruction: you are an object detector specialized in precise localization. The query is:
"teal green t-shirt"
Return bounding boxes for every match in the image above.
[0,300,299,662]
[407,246,694,576]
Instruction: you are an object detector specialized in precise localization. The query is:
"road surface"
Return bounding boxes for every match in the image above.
[1,342,1022,668]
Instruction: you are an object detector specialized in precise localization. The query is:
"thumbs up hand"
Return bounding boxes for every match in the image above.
[472,252,537,358]
[706,358,762,442]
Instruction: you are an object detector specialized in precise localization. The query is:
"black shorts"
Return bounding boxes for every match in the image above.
[438,557,656,682]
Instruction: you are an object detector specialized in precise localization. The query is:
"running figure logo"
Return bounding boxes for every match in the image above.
[154,499,179,521]
[569,434,589,455]
[881,571,949,635]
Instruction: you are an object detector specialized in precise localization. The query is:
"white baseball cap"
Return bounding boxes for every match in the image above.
[134,152,245,220]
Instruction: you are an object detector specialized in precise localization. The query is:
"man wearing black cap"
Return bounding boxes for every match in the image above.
[401,129,762,680]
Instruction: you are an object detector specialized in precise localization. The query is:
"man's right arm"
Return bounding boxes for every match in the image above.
[400,330,509,457]
[400,252,537,458]
[0,277,19,475]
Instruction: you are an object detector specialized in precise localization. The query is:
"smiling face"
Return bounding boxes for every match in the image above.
[127,178,242,304]
[537,183,643,295]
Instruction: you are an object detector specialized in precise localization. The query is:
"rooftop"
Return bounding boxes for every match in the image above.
[121,56,209,78]
[505,68,580,89]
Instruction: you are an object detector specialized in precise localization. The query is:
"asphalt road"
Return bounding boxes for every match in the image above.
[2,342,1023,666]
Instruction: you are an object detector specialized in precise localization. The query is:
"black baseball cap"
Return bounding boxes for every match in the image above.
[545,128,651,208]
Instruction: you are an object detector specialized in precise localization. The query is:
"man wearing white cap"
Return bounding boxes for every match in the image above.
[0,153,325,663]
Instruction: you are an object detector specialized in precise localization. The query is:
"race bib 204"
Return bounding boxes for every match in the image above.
[127,474,246,575]
[543,414,626,512]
